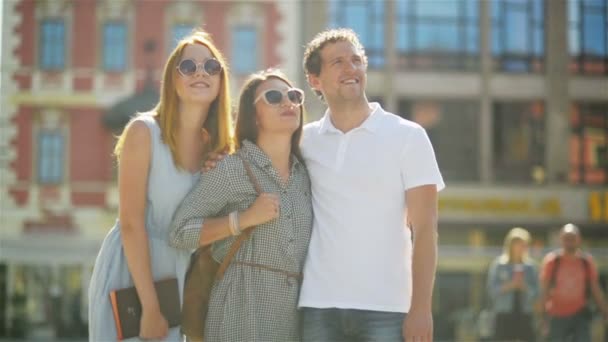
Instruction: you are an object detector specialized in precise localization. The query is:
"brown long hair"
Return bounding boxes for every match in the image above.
[235,69,305,163]
[114,30,234,168]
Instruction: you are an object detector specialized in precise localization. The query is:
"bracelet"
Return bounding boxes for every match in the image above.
[228,211,236,235]
[233,211,241,235]
[228,211,241,236]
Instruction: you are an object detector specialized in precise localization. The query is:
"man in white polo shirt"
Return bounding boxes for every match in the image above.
[299,28,445,342]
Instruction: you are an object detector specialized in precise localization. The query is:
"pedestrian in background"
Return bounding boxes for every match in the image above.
[540,223,608,342]
[487,227,539,341]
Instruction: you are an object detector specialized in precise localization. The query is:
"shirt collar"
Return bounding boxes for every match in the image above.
[240,139,302,170]
[318,102,383,135]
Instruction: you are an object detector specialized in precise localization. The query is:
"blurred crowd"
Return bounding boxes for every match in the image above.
[479,224,608,342]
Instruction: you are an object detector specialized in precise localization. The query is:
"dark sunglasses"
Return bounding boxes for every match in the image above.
[254,88,305,106]
[176,58,222,77]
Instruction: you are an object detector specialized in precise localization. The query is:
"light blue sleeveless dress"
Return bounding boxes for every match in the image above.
[88,114,199,341]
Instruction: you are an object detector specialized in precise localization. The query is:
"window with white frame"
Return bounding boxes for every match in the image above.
[232,26,258,75]
[170,23,195,52]
[102,21,127,72]
[37,129,65,184]
[40,19,66,70]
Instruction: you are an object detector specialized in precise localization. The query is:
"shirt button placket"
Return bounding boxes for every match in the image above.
[335,134,350,171]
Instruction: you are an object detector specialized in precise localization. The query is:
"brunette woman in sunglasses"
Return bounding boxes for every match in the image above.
[169,69,313,342]
[88,30,234,341]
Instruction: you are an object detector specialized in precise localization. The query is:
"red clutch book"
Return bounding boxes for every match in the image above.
[109,278,181,340]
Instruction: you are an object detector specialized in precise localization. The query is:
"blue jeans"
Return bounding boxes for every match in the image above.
[548,309,591,342]
[301,308,406,342]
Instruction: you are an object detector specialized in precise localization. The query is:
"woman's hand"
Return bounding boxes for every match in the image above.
[139,306,169,340]
[240,193,280,229]
[512,271,526,290]
[502,279,526,293]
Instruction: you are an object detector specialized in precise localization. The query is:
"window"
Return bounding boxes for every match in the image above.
[40,19,65,70]
[37,130,64,184]
[232,26,258,75]
[102,22,127,72]
[395,0,479,70]
[569,0,608,75]
[493,101,545,183]
[492,0,544,72]
[170,24,194,51]
[398,99,480,182]
[328,0,385,68]
[570,103,608,184]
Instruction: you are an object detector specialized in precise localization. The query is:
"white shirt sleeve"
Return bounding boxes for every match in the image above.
[399,125,445,192]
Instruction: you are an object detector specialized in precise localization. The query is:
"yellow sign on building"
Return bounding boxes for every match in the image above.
[439,197,562,216]
[589,191,608,222]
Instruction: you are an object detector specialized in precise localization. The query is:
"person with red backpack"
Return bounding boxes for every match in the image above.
[539,223,608,341]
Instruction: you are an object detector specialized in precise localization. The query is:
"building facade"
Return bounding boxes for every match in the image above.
[300,0,608,340]
[1,0,607,340]
[0,0,299,338]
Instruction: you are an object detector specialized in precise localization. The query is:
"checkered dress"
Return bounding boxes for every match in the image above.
[169,140,313,342]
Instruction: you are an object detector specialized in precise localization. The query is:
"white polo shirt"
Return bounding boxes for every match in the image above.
[298,103,445,313]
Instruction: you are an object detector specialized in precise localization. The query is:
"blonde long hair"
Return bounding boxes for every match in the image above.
[114,30,234,169]
[499,227,532,264]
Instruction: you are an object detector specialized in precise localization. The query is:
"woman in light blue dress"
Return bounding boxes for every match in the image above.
[88,31,233,341]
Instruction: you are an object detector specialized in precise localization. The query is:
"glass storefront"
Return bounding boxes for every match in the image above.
[1,264,88,339]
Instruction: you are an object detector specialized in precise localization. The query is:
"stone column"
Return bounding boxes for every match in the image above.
[300,0,329,120]
[479,0,493,183]
[545,0,570,183]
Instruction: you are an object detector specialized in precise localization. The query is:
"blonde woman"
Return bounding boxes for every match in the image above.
[88,31,233,341]
[487,227,539,341]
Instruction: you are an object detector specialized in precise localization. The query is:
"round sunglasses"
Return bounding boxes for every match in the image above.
[254,88,305,106]
[176,58,222,77]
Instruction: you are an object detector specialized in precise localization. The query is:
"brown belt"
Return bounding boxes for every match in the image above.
[233,261,302,280]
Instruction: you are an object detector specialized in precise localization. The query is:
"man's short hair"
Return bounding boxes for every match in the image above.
[302,28,367,99]
[561,223,580,236]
